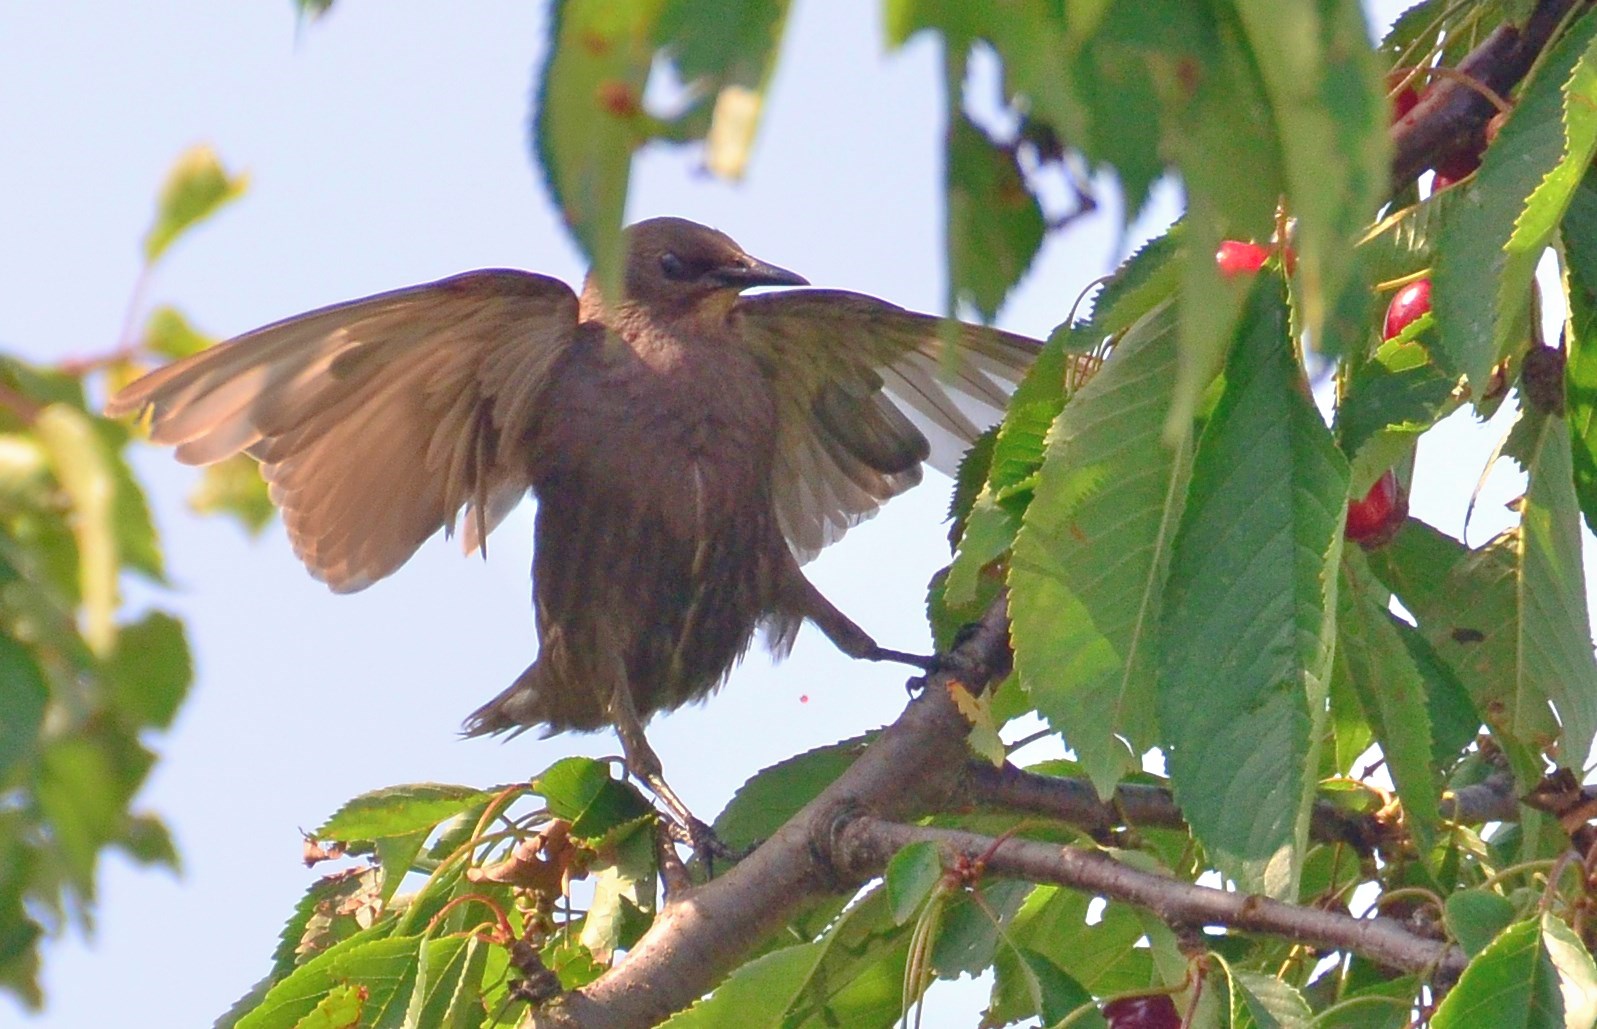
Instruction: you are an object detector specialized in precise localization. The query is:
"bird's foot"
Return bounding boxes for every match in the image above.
[661,812,733,863]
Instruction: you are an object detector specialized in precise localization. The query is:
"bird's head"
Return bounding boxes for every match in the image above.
[584,217,808,319]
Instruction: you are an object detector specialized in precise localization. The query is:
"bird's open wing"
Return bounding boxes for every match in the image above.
[733,290,1041,561]
[107,270,578,592]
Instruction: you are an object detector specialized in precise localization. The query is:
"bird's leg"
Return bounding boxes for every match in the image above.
[602,675,728,864]
[789,573,939,671]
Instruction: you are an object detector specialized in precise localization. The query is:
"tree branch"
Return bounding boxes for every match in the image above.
[1389,0,1584,190]
[961,762,1522,854]
[833,816,1469,983]
[528,598,1015,1028]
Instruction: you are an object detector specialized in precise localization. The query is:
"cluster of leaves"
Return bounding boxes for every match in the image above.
[0,145,257,1008]
[934,0,1597,1023]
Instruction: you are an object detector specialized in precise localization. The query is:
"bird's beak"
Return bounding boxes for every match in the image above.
[713,257,809,290]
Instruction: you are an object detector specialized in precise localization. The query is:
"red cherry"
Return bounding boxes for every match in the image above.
[1346,471,1405,545]
[1103,994,1181,1029]
[1431,141,1484,191]
[1388,73,1420,123]
[1383,279,1431,341]
[1215,240,1270,278]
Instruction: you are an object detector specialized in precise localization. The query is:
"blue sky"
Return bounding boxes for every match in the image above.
[1,1,1516,1025]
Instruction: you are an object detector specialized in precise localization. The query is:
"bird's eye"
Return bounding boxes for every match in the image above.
[659,252,694,281]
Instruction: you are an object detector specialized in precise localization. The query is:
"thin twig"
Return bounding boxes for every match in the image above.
[833,817,1470,983]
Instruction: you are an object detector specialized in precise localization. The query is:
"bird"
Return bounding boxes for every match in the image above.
[107,216,1043,842]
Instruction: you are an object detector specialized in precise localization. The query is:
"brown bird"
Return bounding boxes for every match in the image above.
[107,217,1040,839]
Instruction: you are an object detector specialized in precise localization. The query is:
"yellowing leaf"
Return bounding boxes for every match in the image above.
[143,145,247,265]
[948,681,1004,766]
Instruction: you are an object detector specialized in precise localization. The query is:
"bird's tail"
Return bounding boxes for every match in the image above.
[462,663,544,739]
[462,660,608,738]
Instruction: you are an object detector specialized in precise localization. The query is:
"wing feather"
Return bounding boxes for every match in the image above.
[108,269,579,590]
[733,289,1042,561]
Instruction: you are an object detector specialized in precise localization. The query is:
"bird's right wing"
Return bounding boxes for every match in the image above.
[107,270,579,592]
[734,290,1042,561]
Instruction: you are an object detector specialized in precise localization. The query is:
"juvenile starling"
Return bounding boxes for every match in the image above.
[108,217,1041,837]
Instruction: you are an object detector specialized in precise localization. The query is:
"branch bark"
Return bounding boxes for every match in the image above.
[961,762,1522,854]
[831,816,1469,983]
[1389,0,1584,190]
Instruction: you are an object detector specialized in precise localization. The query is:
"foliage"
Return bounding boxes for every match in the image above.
[30,0,1597,1026]
[0,144,249,1008]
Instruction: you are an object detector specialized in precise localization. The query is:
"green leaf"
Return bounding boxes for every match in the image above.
[292,983,365,1029]
[1434,13,1597,391]
[654,0,791,179]
[142,145,247,264]
[101,610,190,730]
[117,813,179,869]
[1002,887,1154,997]
[930,879,1029,979]
[34,726,152,896]
[236,934,418,1029]
[1542,911,1597,1028]
[141,305,213,361]
[711,735,870,852]
[533,757,652,841]
[1444,889,1516,957]
[534,0,664,289]
[1009,299,1192,793]
[1230,0,1391,352]
[372,830,427,908]
[658,940,826,1027]
[1509,18,1597,246]
[1510,408,1597,763]
[268,871,383,981]
[1432,918,1565,1029]
[946,112,1046,320]
[579,824,656,961]
[0,634,47,777]
[943,324,1098,611]
[1232,967,1313,1028]
[1083,226,1183,338]
[1394,623,1484,769]
[542,935,606,991]
[189,452,276,534]
[1334,551,1439,849]
[992,948,1107,1029]
[34,404,120,656]
[96,417,165,581]
[886,841,943,925]
[1565,177,1597,538]
[1369,520,1558,764]
[316,784,500,842]
[1335,337,1457,479]
[402,936,486,1029]
[1158,279,1347,898]
[1315,973,1419,1029]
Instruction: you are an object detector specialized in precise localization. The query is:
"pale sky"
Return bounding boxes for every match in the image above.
[2,2,1500,1026]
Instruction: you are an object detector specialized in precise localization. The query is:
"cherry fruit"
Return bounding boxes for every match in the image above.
[1388,72,1420,122]
[1383,279,1431,341]
[1346,470,1406,547]
[1215,240,1270,278]
[1103,994,1182,1029]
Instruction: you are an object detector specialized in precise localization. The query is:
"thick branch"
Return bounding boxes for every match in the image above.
[1389,0,1583,190]
[962,763,1521,853]
[834,816,1469,983]
[528,598,1014,1028]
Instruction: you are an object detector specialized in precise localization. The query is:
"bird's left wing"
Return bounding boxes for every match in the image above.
[108,270,580,591]
[733,289,1041,561]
